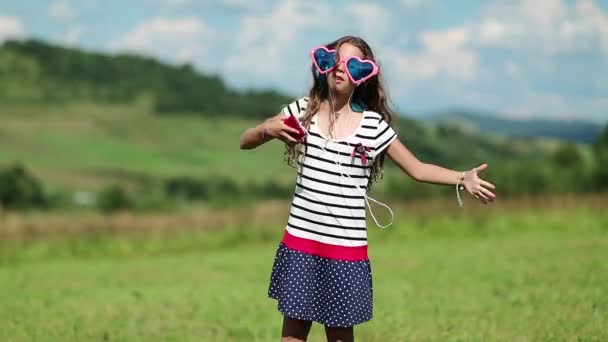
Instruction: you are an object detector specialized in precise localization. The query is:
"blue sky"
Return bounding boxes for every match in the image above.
[1,0,607,123]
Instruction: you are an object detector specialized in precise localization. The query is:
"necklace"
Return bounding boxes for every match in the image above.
[327,101,352,140]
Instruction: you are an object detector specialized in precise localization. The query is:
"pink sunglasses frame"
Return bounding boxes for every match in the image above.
[310,46,379,85]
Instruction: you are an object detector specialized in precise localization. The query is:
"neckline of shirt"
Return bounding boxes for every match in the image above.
[313,110,367,142]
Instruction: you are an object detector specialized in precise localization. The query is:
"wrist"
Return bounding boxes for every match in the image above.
[258,123,268,140]
[457,171,466,182]
[455,170,467,207]
[457,171,466,189]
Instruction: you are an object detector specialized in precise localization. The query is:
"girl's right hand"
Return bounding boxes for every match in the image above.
[262,115,302,146]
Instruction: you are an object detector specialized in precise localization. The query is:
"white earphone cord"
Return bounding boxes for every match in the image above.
[323,88,394,229]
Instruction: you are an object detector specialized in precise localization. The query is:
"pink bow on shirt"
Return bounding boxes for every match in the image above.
[351,142,371,165]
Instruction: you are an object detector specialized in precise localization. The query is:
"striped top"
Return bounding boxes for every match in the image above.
[280,97,398,261]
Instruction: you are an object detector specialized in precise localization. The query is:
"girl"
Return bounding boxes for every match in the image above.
[239,35,496,342]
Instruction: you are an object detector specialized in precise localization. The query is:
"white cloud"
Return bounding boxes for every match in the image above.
[349,3,392,39]
[49,0,77,21]
[220,0,267,10]
[385,26,478,82]
[421,27,470,52]
[111,17,214,65]
[520,0,567,33]
[0,16,25,42]
[154,0,268,12]
[476,0,608,54]
[478,18,508,44]
[504,61,521,77]
[503,91,605,121]
[236,0,333,48]
[225,0,334,78]
[158,0,189,5]
[117,17,206,50]
[399,0,437,9]
[574,0,608,53]
[64,27,84,46]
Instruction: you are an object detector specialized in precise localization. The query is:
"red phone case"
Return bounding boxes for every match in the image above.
[283,114,308,141]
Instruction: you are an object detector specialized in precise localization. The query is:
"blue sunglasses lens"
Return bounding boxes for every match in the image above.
[346,58,375,82]
[314,49,336,72]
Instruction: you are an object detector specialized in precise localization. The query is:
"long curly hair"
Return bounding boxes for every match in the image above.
[284,35,396,191]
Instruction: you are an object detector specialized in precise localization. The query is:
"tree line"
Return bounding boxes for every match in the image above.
[1,123,606,213]
[0,39,290,118]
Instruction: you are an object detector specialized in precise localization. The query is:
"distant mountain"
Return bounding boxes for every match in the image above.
[0,39,290,118]
[423,110,604,144]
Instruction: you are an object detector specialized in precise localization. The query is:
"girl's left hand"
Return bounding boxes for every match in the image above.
[463,163,496,204]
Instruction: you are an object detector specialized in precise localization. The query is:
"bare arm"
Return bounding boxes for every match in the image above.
[385,138,496,203]
[239,113,279,150]
[386,139,466,185]
[239,113,300,150]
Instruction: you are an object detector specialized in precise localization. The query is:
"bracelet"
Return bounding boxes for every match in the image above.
[456,171,466,207]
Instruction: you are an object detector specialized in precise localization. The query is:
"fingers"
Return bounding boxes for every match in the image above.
[474,191,489,204]
[475,194,489,204]
[280,132,298,144]
[471,185,495,204]
[270,113,285,121]
[478,187,496,201]
[284,125,301,135]
[474,163,488,172]
[479,179,496,190]
[278,120,301,135]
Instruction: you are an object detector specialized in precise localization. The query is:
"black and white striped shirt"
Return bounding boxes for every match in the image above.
[280,97,398,251]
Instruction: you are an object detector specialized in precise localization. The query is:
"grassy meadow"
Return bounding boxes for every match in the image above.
[0,194,606,341]
[0,102,294,191]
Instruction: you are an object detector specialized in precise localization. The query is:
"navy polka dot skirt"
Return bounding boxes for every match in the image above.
[268,243,373,327]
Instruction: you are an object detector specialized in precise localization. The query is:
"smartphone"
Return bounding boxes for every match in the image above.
[283,114,308,141]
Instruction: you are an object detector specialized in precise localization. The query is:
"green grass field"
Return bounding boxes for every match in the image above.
[0,102,293,191]
[1,197,606,341]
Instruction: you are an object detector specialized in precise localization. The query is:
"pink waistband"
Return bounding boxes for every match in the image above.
[281,230,369,261]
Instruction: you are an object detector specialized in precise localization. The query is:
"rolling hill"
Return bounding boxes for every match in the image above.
[0,39,289,118]
[0,39,598,198]
[424,110,604,144]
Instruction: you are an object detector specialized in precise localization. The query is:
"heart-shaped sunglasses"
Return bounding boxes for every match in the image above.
[310,46,379,85]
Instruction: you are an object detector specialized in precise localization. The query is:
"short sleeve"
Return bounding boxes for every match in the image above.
[281,97,309,119]
[374,118,398,155]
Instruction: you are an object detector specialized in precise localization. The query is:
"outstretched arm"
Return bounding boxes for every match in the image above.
[385,138,496,204]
